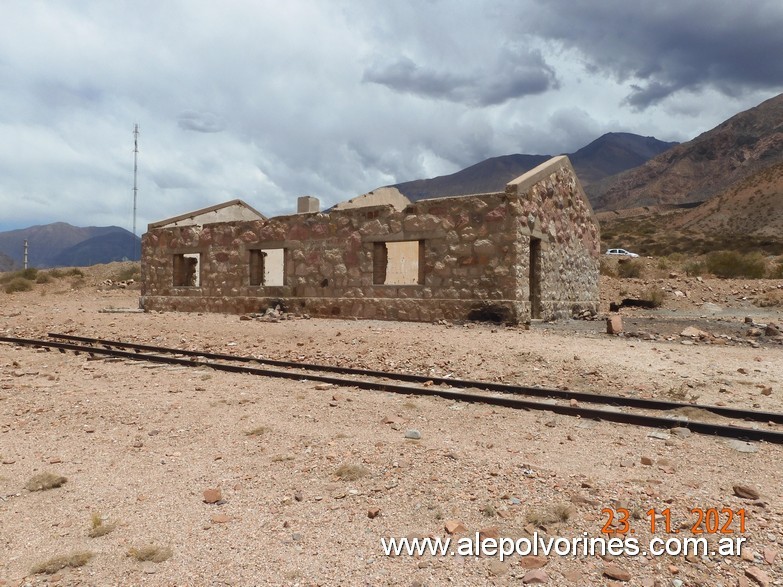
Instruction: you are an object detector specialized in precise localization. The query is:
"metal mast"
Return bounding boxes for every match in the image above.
[132,123,139,260]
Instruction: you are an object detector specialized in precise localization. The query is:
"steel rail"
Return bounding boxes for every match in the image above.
[1,335,782,443]
[47,332,783,425]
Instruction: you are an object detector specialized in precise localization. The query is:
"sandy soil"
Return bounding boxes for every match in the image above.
[1,263,782,586]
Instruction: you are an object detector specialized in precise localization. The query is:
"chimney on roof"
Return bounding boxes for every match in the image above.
[297,196,320,214]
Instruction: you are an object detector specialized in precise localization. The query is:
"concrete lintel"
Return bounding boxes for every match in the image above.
[506,155,572,195]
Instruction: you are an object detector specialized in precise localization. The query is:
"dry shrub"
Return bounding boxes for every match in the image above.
[245,425,269,436]
[5,277,33,293]
[755,291,783,307]
[25,472,67,491]
[128,544,173,563]
[640,287,665,308]
[526,503,573,526]
[706,251,766,278]
[31,551,93,574]
[599,258,617,277]
[88,512,117,538]
[334,463,369,481]
[617,260,642,278]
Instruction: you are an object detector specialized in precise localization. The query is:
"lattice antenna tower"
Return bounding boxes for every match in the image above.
[132,123,139,260]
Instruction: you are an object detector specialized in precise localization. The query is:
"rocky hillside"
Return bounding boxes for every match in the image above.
[587,92,783,211]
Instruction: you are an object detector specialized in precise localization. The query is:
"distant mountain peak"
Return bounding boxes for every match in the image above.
[387,133,677,202]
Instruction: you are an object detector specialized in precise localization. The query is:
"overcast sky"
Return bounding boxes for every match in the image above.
[3,0,783,233]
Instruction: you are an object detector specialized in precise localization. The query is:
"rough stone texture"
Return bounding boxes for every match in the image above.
[141,156,600,324]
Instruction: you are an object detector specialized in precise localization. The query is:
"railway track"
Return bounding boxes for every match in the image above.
[1,333,782,444]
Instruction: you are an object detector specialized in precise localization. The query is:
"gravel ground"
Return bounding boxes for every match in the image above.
[1,264,782,586]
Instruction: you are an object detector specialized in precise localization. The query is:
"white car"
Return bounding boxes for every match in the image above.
[605,248,639,258]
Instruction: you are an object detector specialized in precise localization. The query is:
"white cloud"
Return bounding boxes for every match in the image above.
[0,0,781,234]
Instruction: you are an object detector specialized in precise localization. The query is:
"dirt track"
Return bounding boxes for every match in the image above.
[1,265,782,585]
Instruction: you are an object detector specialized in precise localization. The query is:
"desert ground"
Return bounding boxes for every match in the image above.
[1,262,782,586]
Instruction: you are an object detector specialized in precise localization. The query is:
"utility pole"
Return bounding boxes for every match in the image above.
[132,123,139,260]
[23,239,28,270]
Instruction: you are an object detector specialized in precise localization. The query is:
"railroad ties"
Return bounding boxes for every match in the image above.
[0,333,781,444]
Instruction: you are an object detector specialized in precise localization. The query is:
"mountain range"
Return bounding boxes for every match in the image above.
[391,132,678,201]
[0,223,140,269]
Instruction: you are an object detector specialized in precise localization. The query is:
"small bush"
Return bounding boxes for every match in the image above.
[245,426,269,437]
[706,251,766,278]
[755,291,783,307]
[25,472,67,491]
[19,268,38,280]
[334,463,369,481]
[617,260,642,278]
[88,512,117,538]
[684,261,706,276]
[36,273,53,284]
[48,268,65,278]
[599,259,617,277]
[31,551,93,575]
[526,503,573,526]
[113,265,141,282]
[640,287,665,308]
[5,277,33,293]
[128,544,172,563]
[770,260,783,279]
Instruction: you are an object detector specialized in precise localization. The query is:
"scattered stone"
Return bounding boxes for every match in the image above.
[734,485,760,500]
[765,323,781,337]
[763,546,777,564]
[314,383,334,390]
[487,560,509,576]
[522,568,549,583]
[640,456,654,466]
[561,570,581,583]
[1,457,16,464]
[670,427,692,438]
[478,526,499,540]
[607,316,623,335]
[760,386,772,396]
[725,439,759,453]
[404,429,422,440]
[367,507,380,519]
[444,520,467,535]
[519,555,548,569]
[203,488,222,504]
[745,566,771,587]
[293,491,303,502]
[647,430,670,440]
[210,514,231,524]
[602,563,631,581]
[680,326,708,338]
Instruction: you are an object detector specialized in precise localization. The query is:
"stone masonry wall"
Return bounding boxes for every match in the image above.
[507,156,601,319]
[141,192,529,323]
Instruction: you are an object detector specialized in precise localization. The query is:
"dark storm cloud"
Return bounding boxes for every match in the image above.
[362,46,558,106]
[523,0,783,108]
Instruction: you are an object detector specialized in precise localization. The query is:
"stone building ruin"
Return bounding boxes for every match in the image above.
[140,156,600,323]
